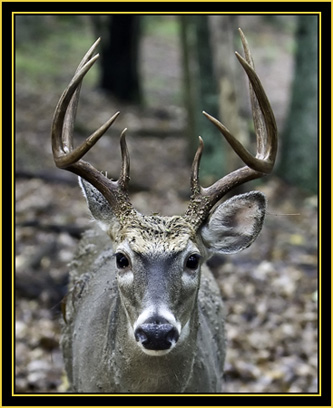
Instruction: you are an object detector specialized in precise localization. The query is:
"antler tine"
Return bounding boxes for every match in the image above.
[237,28,266,159]
[190,136,204,195]
[52,54,97,160]
[185,29,278,228]
[119,128,131,189]
[62,38,102,152]
[236,28,277,168]
[51,39,136,220]
[52,40,119,168]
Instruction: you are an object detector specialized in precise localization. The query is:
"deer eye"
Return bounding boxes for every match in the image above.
[116,253,130,269]
[186,254,201,270]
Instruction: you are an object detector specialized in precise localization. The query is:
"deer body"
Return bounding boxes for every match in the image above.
[53,30,277,393]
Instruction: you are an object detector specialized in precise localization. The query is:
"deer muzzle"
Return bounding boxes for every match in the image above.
[134,315,180,355]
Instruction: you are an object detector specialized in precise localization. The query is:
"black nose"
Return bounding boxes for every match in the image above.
[134,317,179,351]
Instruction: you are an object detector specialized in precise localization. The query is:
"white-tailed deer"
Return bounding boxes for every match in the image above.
[52,29,277,393]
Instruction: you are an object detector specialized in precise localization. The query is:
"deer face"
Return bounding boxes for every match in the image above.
[80,179,266,355]
[113,217,201,356]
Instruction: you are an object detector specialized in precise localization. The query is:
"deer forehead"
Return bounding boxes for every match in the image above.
[110,215,198,255]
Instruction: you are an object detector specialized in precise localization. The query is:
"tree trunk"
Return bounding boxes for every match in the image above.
[180,16,223,182]
[98,15,142,104]
[277,15,318,193]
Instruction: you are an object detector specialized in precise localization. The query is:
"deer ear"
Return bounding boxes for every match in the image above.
[200,192,266,254]
[79,177,119,231]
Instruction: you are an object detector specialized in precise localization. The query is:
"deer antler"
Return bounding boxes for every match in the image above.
[51,38,135,220]
[184,29,278,228]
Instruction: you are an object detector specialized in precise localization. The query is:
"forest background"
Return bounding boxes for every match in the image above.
[15,14,319,393]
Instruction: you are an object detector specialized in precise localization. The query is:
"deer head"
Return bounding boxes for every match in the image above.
[52,29,277,356]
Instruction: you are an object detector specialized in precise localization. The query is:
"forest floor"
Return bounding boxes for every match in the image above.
[15,15,318,394]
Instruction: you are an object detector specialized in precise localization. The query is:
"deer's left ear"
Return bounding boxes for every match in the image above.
[200,192,266,254]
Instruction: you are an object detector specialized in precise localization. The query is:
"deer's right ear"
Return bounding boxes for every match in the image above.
[79,178,119,231]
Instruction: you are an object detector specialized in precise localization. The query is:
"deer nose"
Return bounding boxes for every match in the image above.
[134,316,179,351]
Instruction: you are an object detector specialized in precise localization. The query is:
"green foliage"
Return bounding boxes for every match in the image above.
[15,15,96,90]
[143,15,179,38]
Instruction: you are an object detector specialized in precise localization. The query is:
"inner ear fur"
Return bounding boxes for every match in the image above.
[200,191,267,254]
[79,177,118,231]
